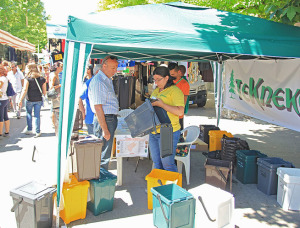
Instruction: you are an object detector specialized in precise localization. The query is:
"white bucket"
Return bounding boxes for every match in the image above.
[277,167,300,211]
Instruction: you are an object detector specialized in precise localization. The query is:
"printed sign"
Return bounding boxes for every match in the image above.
[224,59,300,132]
[116,135,149,158]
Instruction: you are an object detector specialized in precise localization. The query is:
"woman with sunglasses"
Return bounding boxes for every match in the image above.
[149,66,184,172]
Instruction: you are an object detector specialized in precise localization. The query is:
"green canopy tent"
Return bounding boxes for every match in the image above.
[56,2,300,224]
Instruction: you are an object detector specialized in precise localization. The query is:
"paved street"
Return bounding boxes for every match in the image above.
[1,93,300,228]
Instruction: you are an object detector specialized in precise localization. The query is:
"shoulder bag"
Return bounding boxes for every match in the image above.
[47,88,58,100]
[34,78,49,105]
[7,81,16,97]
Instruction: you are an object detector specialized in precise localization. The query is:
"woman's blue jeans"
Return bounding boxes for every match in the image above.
[149,130,181,172]
[25,100,43,133]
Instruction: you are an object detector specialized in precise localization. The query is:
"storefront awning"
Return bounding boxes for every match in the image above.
[0,29,35,52]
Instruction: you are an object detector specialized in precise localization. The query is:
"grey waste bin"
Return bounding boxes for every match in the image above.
[125,99,160,138]
[71,137,103,181]
[257,157,294,195]
[10,181,56,228]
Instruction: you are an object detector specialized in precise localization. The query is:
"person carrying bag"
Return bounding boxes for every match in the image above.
[148,66,185,172]
[35,78,49,106]
[18,63,46,137]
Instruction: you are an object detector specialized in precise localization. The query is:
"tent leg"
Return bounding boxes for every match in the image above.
[56,206,60,227]
[216,61,223,127]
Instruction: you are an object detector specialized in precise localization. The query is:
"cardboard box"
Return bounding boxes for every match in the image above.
[190,138,208,151]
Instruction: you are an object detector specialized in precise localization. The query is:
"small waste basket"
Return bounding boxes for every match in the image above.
[87,168,117,216]
[236,150,267,184]
[151,184,195,228]
[205,158,233,191]
[199,125,220,145]
[277,167,300,211]
[257,157,293,195]
[59,174,90,224]
[209,131,233,151]
[125,99,160,138]
[71,137,102,181]
[145,169,182,210]
[10,181,56,228]
[196,184,235,228]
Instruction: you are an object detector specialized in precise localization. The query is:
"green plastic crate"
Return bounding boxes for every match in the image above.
[236,150,267,184]
[151,184,195,228]
[87,168,117,216]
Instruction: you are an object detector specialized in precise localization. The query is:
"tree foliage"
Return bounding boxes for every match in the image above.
[98,0,300,25]
[0,0,48,52]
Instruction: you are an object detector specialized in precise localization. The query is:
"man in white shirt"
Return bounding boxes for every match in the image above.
[7,61,24,118]
[88,56,119,170]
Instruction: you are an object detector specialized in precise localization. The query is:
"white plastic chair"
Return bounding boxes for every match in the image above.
[175,125,200,185]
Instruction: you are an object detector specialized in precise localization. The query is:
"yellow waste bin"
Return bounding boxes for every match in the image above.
[145,169,182,210]
[209,130,233,151]
[59,174,90,224]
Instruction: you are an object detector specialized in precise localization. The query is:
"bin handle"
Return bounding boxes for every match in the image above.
[216,166,227,183]
[198,196,216,222]
[157,194,169,225]
[157,179,163,186]
[11,198,23,212]
[32,145,37,162]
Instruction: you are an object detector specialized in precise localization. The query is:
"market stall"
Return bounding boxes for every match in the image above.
[0,29,35,65]
[0,29,35,53]
[56,1,300,222]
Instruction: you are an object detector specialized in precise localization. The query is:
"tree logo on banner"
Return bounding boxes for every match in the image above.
[229,70,235,99]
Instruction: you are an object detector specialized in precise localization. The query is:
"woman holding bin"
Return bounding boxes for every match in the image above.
[149,66,184,172]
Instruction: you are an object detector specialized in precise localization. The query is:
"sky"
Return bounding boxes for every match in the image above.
[42,0,100,25]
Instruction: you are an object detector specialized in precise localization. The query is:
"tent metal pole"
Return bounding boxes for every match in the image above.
[216,55,223,127]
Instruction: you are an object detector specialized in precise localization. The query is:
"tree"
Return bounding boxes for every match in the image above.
[229,70,235,99]
[0,0,49,53]
[98,0,299,25]
[265,0,300,25]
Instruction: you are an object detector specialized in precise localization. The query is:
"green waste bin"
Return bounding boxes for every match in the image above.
[236,150,267,184]
[151,184,195,228]
[87,168,117,216]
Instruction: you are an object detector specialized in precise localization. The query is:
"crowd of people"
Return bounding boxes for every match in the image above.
[0,59,62,139]
[1,56,190,173]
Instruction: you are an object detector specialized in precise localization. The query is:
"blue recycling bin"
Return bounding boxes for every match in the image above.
[151,184,195,228]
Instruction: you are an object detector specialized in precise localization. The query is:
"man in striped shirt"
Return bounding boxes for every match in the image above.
[88,56,119,170]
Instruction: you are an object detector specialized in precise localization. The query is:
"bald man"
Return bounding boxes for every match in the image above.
[88,56,119,170]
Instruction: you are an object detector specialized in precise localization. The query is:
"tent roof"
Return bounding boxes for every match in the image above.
[0,29,35,52]
[46,24,67,39]
[66,2,300,62]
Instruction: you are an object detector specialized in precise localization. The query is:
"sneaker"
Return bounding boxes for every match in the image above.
[25,130,33,135]
[3,132,9,137]
[34,132,42,138]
